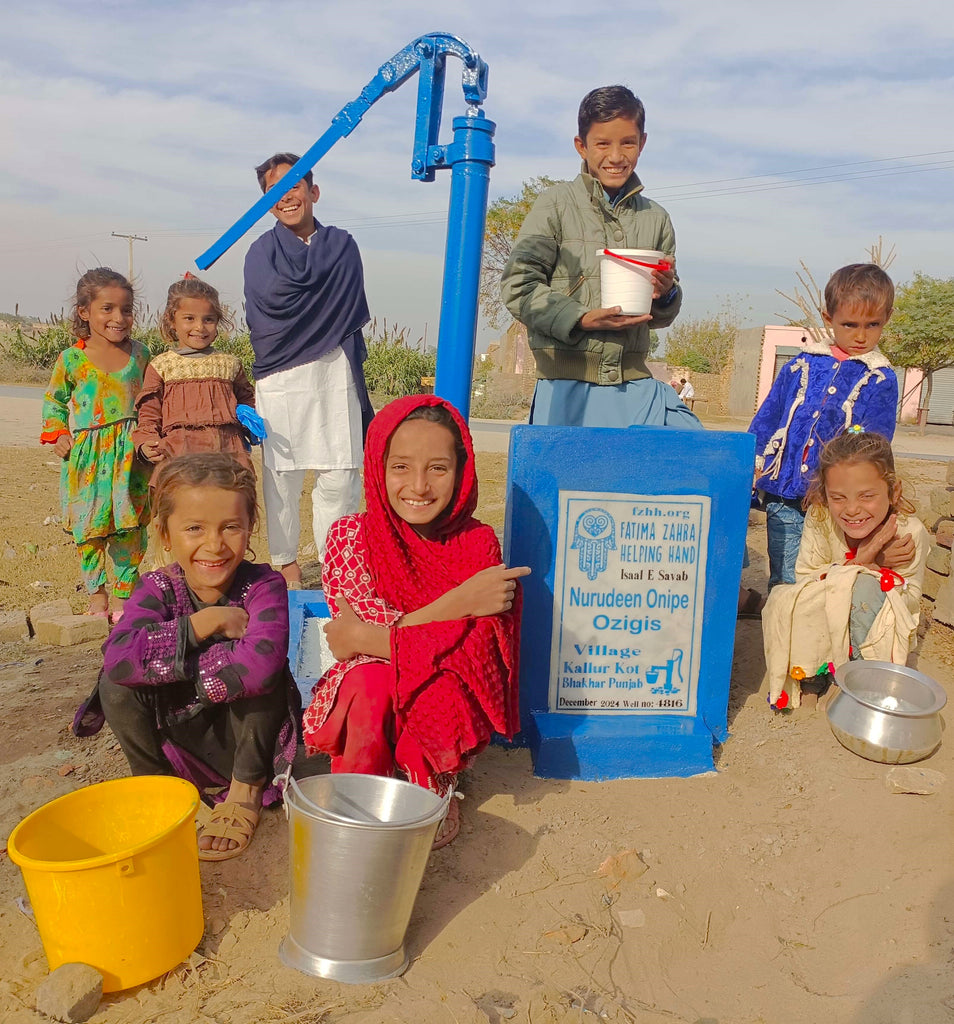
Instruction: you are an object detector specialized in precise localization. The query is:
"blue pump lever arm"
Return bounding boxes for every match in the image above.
[195,32,487,270]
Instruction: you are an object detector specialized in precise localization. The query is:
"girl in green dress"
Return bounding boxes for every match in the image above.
[41,268,151,620]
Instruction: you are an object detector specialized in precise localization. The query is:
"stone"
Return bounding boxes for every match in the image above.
[948,460,954,486]
[932,573,954,628]
[29,599,73,625]
[922,569,944,602]
[926,545,952,576]
[0,609,30,642]
[936,519,954,550]
[34,962,103,1023]
[885,766,945,795]
[929,486,954,520]
[32,615,108,646]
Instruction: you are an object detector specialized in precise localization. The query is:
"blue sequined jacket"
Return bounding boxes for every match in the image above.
[748,340,898,501]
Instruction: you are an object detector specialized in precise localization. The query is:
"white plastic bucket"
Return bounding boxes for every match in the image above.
[599,248,667,315]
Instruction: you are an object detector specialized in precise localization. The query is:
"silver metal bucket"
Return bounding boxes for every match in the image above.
[280,773,449,983]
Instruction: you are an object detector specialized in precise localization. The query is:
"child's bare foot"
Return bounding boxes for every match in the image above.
[799,691,819,711]
[85,590,108,616]
[281,561,303,589]
[198,778,264,861]
[109,597,127,624]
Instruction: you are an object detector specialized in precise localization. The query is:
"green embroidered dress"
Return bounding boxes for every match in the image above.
[41,341,151,543]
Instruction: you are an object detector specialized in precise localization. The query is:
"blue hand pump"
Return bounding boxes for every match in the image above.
[195,33,495,419]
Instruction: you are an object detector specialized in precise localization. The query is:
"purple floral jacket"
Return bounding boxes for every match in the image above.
[75,561,300,804]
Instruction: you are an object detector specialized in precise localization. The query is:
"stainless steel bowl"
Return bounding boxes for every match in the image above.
[827,661,947,764]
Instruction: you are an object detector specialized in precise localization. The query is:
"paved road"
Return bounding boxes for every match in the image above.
[1,385,950,460]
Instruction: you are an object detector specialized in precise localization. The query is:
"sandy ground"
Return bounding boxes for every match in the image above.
[0,444,953,1024]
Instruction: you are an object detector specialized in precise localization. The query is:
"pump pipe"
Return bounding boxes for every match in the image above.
[195,32,495,418]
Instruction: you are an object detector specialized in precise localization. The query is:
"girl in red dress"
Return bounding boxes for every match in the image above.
[302,395,528,847]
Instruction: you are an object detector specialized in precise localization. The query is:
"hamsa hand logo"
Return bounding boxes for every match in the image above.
[571,508,616,581]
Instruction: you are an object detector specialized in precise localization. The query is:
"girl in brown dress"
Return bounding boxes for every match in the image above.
[133,277,256,472]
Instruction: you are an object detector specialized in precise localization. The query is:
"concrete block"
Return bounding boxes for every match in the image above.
[926,544,952,576]
[935,518,954,550]
[922,568,945,601]
[33,615,108,646]
[29,598,73,625]
[35,962,102,1023]
[0,609,30,642]
[932,573,954,628]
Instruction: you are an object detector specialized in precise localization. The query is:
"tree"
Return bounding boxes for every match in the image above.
[662,302,740,374]
[881,272,954,427]
[479,177,563,329]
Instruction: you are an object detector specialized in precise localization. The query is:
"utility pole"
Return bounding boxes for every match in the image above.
[111,232,148,281]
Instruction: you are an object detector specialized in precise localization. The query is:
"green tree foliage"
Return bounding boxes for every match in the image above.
[662,302,740,374]
[881,272,954,413]
[480,177,563,329]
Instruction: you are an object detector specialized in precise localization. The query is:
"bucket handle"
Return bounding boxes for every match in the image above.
[286,775,385,824]
[602,248,671,272]
[286,774,451,828]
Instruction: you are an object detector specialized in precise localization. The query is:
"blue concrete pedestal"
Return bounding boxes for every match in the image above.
[504,425,755,780]
[287,590,331,709]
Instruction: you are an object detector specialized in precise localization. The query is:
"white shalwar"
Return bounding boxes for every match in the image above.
[256,347,363,564]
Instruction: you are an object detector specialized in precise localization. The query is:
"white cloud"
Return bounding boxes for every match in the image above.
[2,0,953,345]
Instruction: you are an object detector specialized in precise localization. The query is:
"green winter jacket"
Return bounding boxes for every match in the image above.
[499,169,681,383]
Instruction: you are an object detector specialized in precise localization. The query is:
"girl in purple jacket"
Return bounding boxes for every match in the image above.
[76,453,300,862]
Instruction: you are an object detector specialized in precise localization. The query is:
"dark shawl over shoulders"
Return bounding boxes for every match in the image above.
[244,219,371,381]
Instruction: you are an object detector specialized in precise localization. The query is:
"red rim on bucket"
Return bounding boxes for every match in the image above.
[602,249,671,272]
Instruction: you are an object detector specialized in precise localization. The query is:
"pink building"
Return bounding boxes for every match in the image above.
[751,325,921,423]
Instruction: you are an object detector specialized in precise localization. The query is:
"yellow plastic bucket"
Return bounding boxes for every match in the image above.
[7,776,203,992]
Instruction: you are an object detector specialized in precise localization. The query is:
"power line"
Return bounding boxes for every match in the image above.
[651,149,954,194]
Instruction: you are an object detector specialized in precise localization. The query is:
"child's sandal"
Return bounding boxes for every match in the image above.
[197,801,260,862]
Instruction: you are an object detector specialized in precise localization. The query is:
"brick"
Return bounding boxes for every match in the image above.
[33,615,108,646]
[29,599,73,625]
[34,962,102,1023]
[929,486,954,520]
[922,568,945,601]
[933,573,954,628]
[926,545,952,576]
[936,519,954,550]
[0,609,30,642]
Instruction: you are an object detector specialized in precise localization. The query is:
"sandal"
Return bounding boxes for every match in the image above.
[197,800,260,862]
[432,797,460,851]
[737,588,765,620]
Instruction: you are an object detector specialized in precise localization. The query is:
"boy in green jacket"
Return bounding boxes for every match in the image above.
[500,85,698,428]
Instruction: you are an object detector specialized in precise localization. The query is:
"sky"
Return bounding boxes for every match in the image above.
[2,0,954,354]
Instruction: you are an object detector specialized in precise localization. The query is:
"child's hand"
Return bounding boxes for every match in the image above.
[854,514,898,568]
[651,263,676,299]
[580,308,652,330]
[140,442,164,464]
[878,531,915,569]
[54,434,73,459]
[324,599,374,661]
[190,606,249,641]
[449,564,532,618]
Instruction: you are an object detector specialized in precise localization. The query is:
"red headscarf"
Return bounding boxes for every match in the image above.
[361,395,520,770]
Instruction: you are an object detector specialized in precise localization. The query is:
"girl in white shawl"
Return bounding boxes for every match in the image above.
[762,430,928,710]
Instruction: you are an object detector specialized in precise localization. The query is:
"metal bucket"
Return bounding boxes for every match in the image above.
[828,660,947,763]
[280,773,449,983]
